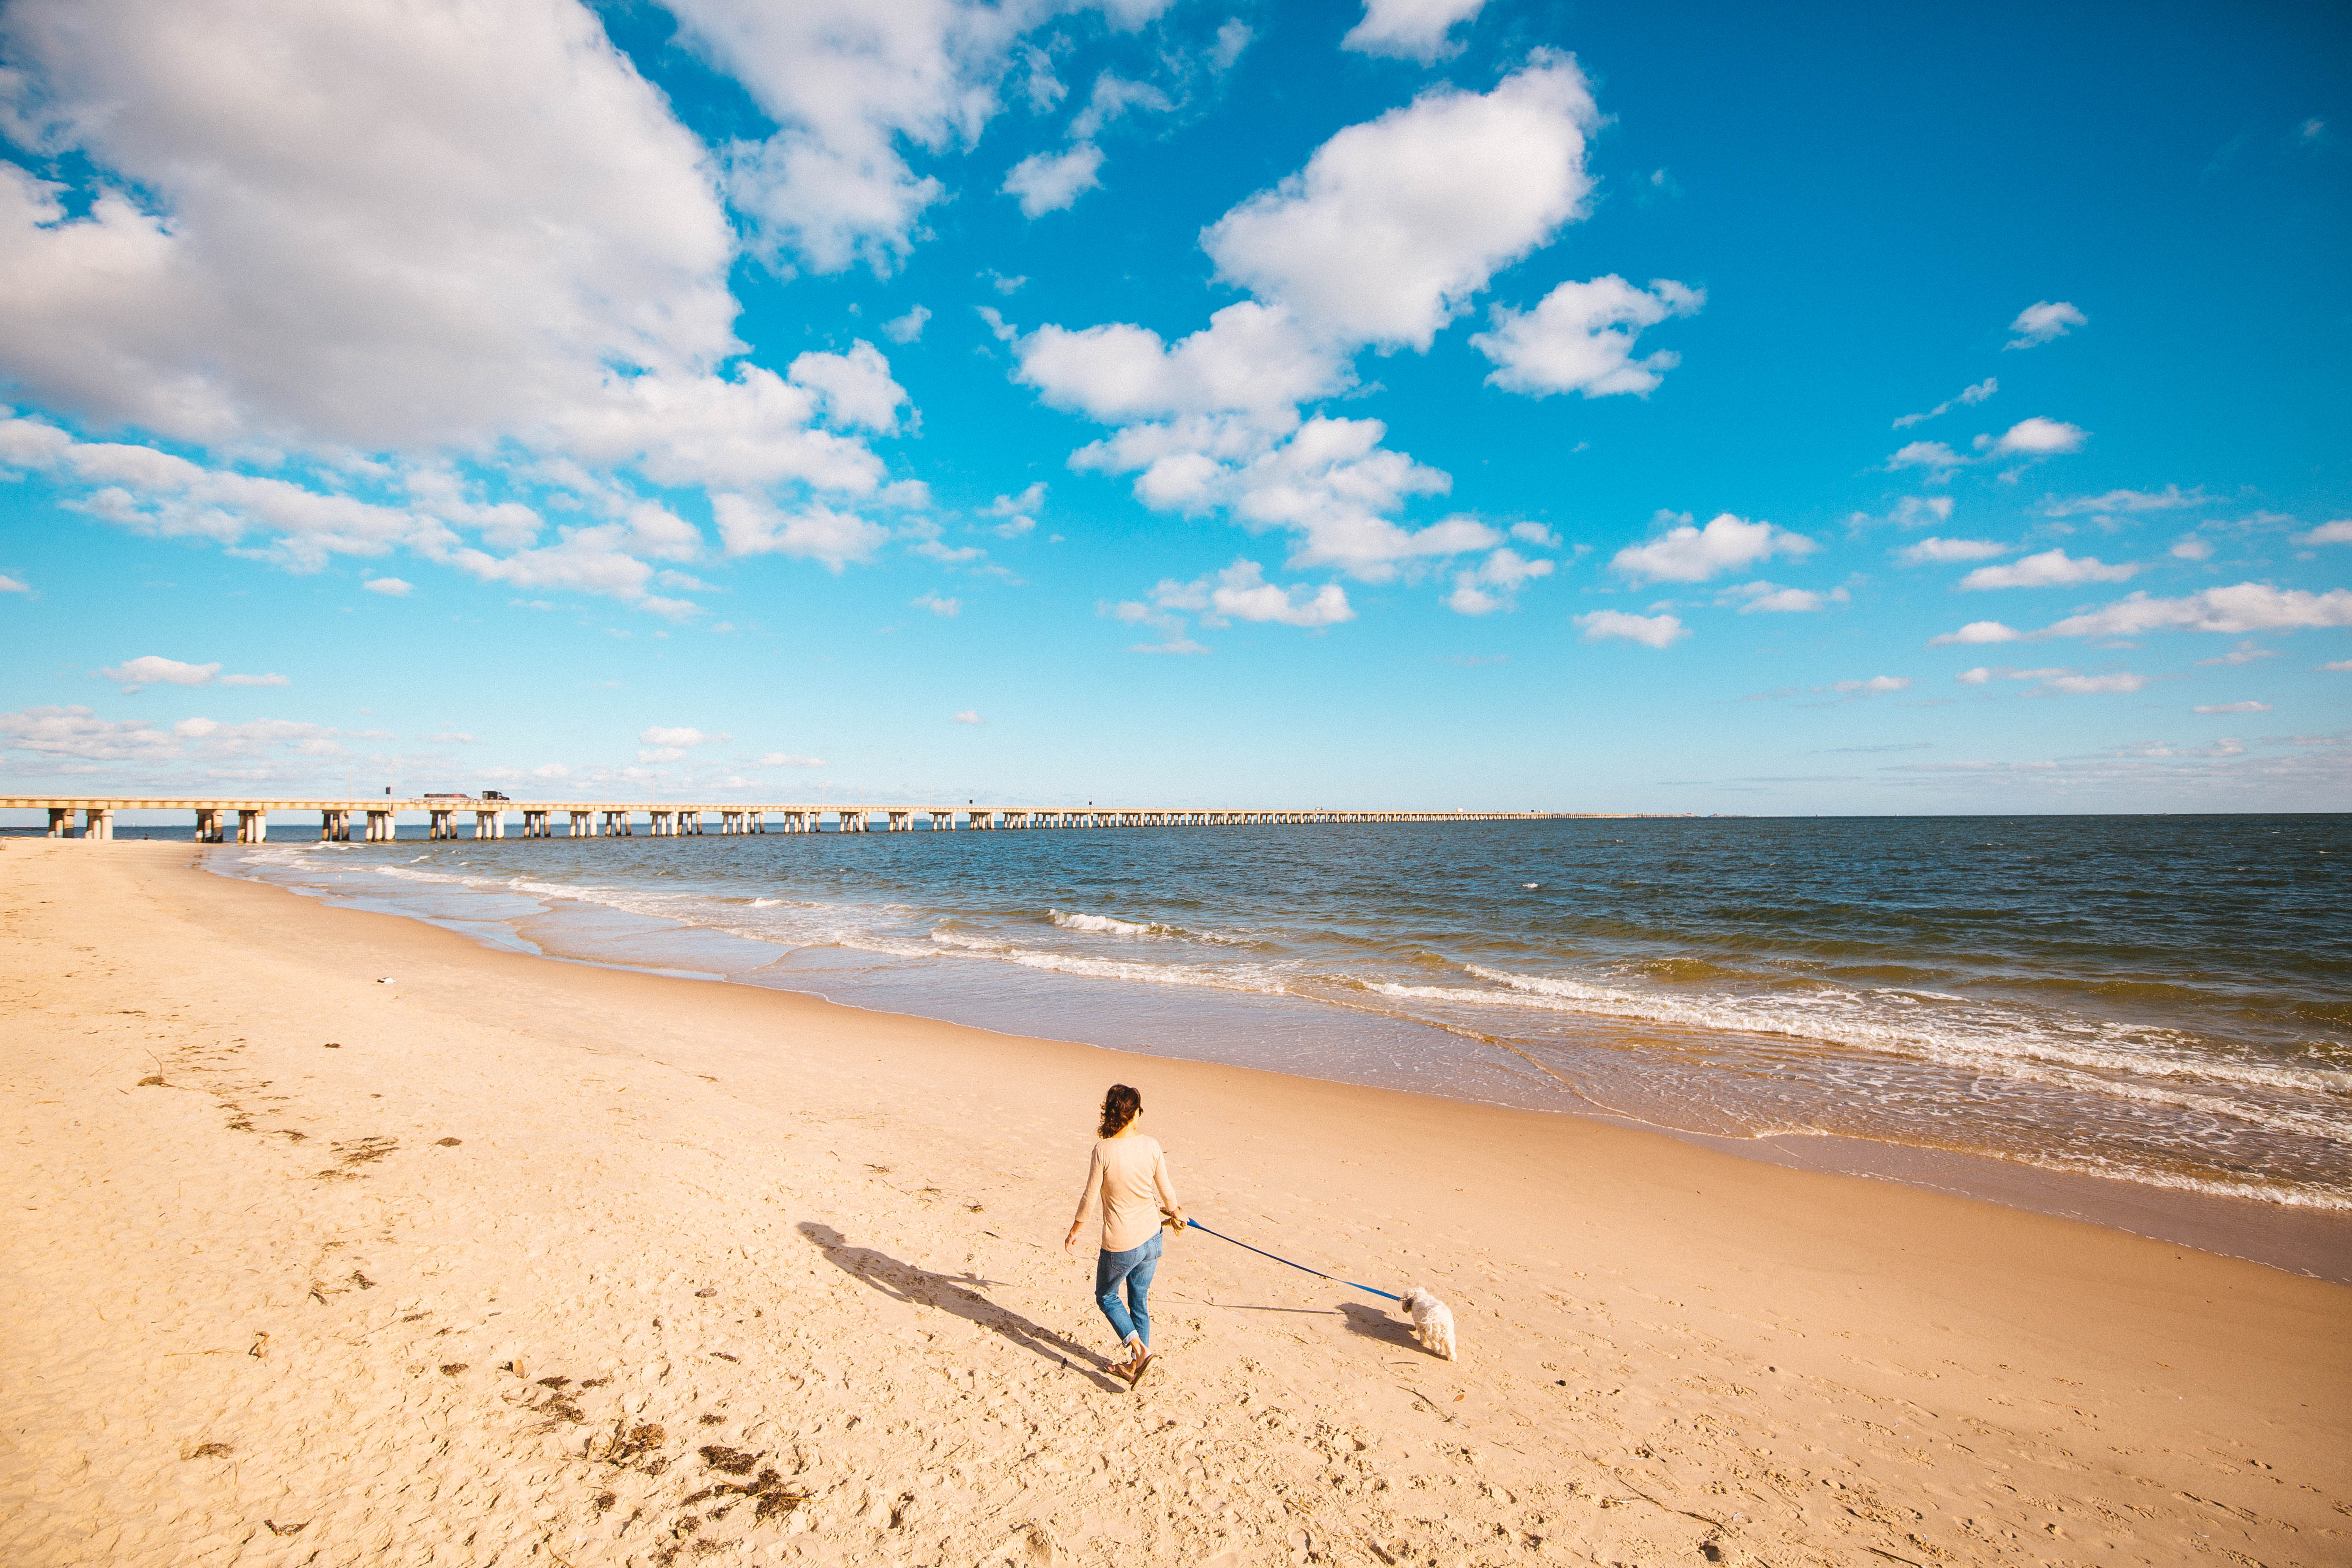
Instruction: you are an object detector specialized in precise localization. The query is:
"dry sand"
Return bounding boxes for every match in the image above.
[2,837,2346,1568]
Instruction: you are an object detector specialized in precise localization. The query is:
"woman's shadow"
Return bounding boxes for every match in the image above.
[797,1221,1128,1391]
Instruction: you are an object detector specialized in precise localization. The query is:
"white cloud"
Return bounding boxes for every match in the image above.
[1508,521,1560,547]
[986,481,1044,537]
[1897,537,2009,565]
[219,672,288,687]
[0,704,178,761]
[99,655,219,688]
[1952,664,2137,695]
[2032,583,2352,639]
[2005,300,2087,349]
[1340,0,1489,61]
[2194,701,2271,714]
[1723,581,1847,614]
[1445,548,1553,615]
[2044,485,2206,516]
[1982,416,2088,457]
[1575,609,1685,648]
[1828,675,1909,695]
[2195,640,2275,667]
[364,576,414,596]
[0,0,740,453]
[640,726,729,747]
[711,495,892,570]
[2322,660,2352,672]
[665,0,1151,278]
[1928,620,2023,646]
[431,730,477,743]
[1201,53,1598,351]
[1003,142,1106,218]
[761,752,828,767]
[0,574,28,593]
[2170,537,2214,561]
[2045,672,2145,694]
[1069,72,1173,141]
[1139,559,1355,628]
[2296,520,2352,546]
[913,592,961,616]
[1471,276,1702,399]
[785,341,907,433]
[1610,512,1817,584]
[1015,302,1347,428]
[1892,378,1996,430]
[1886,441,1967,478]
[952,709,984,724]
[1958,549,2137,590]
[1210,19,1253,70]
[882,304,931,344]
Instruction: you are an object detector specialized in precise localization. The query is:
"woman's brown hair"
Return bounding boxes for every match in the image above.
[1099,1083,1142,1138]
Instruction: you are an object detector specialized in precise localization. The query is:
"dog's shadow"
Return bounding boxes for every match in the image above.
[1339,1300,1431,1355]
[797,1221,1127,1390]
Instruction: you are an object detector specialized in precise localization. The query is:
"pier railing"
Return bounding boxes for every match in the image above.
[0,796,1663,843]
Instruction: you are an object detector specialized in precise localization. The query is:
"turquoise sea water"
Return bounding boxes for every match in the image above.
[217,815,2351,1257]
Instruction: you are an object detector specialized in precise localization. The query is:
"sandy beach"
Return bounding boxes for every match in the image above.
[1,838,2345,1568]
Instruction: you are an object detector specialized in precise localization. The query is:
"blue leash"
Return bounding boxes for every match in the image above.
[1184,1218,1402,1303]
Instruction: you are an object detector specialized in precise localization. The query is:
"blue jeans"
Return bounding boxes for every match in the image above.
[1094,1231,1163,1348]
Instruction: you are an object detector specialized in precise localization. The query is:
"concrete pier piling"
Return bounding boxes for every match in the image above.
[5,795,1660,844]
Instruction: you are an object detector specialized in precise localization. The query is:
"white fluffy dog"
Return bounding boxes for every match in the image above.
[1398,1287,1457,1360]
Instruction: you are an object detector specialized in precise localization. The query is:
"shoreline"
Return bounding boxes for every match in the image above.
[211,838,2352,1286]
[3,838,2346,1567]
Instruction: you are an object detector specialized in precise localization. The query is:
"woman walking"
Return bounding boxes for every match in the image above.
[1065,1083,1187,1387]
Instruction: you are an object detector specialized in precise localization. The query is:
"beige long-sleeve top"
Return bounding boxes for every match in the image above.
[1071,1133,1180,1254]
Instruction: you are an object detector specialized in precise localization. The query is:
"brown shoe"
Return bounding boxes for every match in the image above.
[1125,1349,1154,1389]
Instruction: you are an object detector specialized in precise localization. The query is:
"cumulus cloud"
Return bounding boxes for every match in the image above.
[1445,548,1553,615]
[2194,701,2271,714]
[2196,641,2275,667]
[1471,276,1702,398]
[1574,609,1685,648]
[761,752,828,767]
[1958,548,2137,590]
[2006,300,2087,348]
[2044,485,2206,516]
[640,726,729,748]
[913,592,961,616]
[1610,512,1817,584]
[711,495,893,571]
[1928,620,2023,646]
[1201,53,1598,351]
[882,304,931,344]
[1826,675,1909,695]
[0,574,29,593]
[2032,583,2352,639]
[221,672,289,687]
[1001,57,1608,588]
[1892,378,1996,430]
[1981,416,2088,457]
[99,656,220,689]
[1341,0,1490,61]
[952,709,984,724]
[1896,537,2008,565]
[363,576,414,596]
[1885,441,1967,479]
[2170,537,2214,561]
[1722,581,1847,613]
[1124,559,1355,631]
[1003,142,1105,218]
[0,3,929,617]
[986,481,1045,537]
[1952,664,2141,695]
[2296,520,2352,546]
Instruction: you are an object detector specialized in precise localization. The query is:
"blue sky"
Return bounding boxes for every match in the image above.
[1,0,2347,813]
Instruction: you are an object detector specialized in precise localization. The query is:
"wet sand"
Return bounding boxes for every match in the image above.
[2,837,2345,1567]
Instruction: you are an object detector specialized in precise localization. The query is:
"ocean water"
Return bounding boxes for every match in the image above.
[216,815,2352,1258]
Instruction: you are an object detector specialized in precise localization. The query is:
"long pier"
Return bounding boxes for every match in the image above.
[1,797,1643,843]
